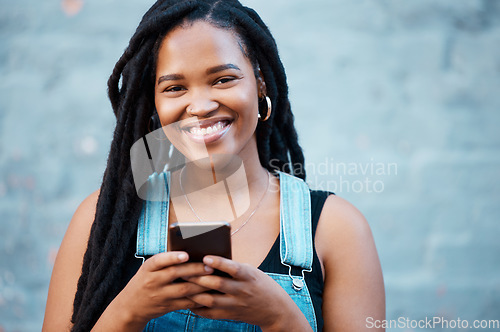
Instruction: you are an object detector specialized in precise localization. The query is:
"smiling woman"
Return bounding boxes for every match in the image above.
[42,1,385,331]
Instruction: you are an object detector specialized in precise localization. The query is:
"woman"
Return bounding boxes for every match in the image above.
[43,0,385,331]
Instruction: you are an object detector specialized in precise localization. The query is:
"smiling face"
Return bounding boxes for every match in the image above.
[154,20,264,169]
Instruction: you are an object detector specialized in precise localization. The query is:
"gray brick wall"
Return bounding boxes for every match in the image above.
[1,0,499,331]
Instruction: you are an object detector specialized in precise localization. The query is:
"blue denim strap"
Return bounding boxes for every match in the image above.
[136,171,170,256]
[278,172,313,270]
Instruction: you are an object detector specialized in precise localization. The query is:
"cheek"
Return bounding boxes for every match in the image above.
[154,95,185,125]
[223,86,259,118]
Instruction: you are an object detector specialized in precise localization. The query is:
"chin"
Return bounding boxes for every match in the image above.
[185,153,244,175]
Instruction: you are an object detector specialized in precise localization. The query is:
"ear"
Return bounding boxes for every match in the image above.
[257,69,267,98]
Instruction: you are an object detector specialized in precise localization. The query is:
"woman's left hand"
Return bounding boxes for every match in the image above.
[183,255,312,332]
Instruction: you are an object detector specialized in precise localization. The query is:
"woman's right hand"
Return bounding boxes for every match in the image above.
[93,251,213,331]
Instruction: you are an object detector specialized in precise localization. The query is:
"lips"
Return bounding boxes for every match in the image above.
[181,119,232,144]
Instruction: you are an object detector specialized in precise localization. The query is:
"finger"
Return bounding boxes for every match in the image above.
[185,275,240,294]
[188,292,238,308]
[166,298,205,312]
[144,251,189,271]
[203,256,249,279]
[163,281,212,299]
[161,262,214,284]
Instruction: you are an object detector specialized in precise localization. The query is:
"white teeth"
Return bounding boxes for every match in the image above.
[190,127,201,135]
[187,121,228,136]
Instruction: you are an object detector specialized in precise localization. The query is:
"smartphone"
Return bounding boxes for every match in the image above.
[169,221,232,280]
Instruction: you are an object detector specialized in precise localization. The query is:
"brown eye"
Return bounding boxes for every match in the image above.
[214,77,236,85]
[164,86,185,93]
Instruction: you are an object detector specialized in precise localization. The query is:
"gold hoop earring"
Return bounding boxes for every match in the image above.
[258,96,272,121]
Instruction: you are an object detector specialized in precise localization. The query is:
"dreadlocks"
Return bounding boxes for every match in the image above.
[71,0,305,330]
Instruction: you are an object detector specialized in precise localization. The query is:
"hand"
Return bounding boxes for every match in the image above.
[184,256,312,331]
[111,252,214,328]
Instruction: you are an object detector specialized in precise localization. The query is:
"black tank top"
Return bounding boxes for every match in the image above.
[257,190,331,331]
[123,189,333,331]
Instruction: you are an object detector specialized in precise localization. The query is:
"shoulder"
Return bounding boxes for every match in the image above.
[72,189,100,228]
[63,189,100,246]
[316,195,372,250]
[314,194,385,330]
[315,194,375,264]
[58,188,100,262]
[42,189,100,331]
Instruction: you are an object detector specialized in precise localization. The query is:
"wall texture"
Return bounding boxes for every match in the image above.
[1,0,499,331]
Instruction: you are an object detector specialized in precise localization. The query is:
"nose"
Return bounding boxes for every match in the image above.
[186,90,219,117]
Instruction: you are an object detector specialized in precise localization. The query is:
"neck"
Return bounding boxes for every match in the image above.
[180,158,268,196]
[179,136,268,195]
[169,137,273,224]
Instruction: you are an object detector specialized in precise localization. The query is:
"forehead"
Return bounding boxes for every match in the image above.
[156,20,250,74]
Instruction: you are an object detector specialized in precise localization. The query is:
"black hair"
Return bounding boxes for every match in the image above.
[71,0,305,330]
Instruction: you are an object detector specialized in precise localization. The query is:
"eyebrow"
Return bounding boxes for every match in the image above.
[206,63,241,75]
[157,64,241,85]
[157,73,184,85]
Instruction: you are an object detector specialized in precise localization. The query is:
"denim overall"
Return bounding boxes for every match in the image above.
[136,171,318,331]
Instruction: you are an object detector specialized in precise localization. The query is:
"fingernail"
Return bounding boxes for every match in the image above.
[204,265,214,273]
[178,253,188,261]
[204,257,213,265]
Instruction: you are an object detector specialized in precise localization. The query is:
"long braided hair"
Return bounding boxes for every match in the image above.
[71,0,305,330]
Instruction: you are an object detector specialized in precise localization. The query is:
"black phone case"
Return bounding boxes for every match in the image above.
[169,222,232,261]
[169,222,232,281]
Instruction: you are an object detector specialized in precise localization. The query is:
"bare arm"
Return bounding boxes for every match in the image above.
[316,195,386,332]
[42,189,100,332]
[43,189,212,332]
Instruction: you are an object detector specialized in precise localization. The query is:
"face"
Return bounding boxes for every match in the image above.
[154,20,264,169]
